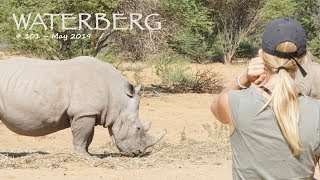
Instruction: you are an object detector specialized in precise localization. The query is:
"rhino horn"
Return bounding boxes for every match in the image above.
[143,121,152,132]
[146,129,167,147]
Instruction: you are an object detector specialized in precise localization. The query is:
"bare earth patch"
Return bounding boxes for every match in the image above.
[0,139,230,169]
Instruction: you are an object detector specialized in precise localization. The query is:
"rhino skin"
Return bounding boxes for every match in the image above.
[295,60,320,100]
[0,56,166,157]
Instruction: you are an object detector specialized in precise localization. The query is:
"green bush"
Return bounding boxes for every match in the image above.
[154,55,196,87]
[161,0,217,62]
[309,37,320,63]
[96,44,124,65]
[153,55,223,93]
[0,0,122,59]
[235,40,259,59]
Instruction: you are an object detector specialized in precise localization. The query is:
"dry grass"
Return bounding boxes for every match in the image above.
[0,124,231,170]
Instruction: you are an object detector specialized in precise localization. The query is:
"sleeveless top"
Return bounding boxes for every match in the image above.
[228,87,320,180]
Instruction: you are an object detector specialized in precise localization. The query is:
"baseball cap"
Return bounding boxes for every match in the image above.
[261,17,307,77]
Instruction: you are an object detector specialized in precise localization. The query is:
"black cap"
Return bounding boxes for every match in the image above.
[262,17,307,57]
[262,17,308,77]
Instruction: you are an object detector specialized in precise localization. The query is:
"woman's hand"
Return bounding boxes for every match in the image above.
[243,57,267,86]
[211,55,267,125]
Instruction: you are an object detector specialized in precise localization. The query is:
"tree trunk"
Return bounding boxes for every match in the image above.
[224,52,232,64]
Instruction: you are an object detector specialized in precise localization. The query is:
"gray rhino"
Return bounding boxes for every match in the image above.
[0,56,166,157]
[295,61,320,99]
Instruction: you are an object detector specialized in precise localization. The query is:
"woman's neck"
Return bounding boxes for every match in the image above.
[262,74,280,90]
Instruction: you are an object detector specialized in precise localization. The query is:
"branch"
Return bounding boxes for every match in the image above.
[93,30,116,56]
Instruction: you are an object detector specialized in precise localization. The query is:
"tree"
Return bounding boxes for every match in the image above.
[259,0,297,20]
[294,0,320,58]
[160,0,216,62]
[0,0,122,59]
[205,0,263,64]
[111,0,165,61]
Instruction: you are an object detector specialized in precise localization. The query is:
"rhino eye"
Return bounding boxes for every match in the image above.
[136,126,141,131]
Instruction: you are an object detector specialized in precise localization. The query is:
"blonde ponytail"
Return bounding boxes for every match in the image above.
[271,69,301,156]
[260,41,305,156]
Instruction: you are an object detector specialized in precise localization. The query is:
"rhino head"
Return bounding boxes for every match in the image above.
[110,84,166,157]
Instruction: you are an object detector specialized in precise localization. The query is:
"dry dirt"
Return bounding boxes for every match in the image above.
[0,55,317,180]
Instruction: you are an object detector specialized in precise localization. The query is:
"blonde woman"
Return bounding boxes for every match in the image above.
[211,17,320,179]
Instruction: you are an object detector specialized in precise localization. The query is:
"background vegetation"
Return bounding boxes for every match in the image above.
[0,0,319,63]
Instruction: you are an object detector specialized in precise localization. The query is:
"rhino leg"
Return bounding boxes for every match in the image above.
[86,128,94,152]
[108,126,116,145]
[71,115,96,156]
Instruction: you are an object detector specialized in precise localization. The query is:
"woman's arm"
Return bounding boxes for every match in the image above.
[210,57,267,125]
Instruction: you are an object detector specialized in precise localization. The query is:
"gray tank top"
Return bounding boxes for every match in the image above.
[228,87,320,180]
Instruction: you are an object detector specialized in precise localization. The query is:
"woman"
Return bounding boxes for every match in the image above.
[211,17,320,179]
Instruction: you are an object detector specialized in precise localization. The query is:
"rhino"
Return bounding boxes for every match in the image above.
[295,60,320,99]
[0,56,166,157]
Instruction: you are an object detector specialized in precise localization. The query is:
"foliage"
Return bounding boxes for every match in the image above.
[153,55,223,93]
[259,0,297,20]
[295,0,320,58]
[205,0,263,63]
[309,37,320,59]
[161,0,217,62]
[154,55,196,87]
[0,0,319,62]
[96,44,123,65]
[0,0,122,59]
[235,40,259,59]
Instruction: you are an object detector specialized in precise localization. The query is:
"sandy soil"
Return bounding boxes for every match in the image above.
[0,91,234,180]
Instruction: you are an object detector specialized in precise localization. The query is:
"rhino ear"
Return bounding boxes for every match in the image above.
[124,81,134,98]
[134,85,141,95]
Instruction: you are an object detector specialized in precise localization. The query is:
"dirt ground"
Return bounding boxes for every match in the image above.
[0,90,234,180]
[0,55,318,180]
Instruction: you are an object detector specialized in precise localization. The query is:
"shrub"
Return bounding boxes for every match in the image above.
[161,0,216,62]
[153,55,223,93]
[96,44,124,66]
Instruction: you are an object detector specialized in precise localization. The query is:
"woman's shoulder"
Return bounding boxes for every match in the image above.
[229,87,320,105]
[228,87,260,108]
[228,86,257,98]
